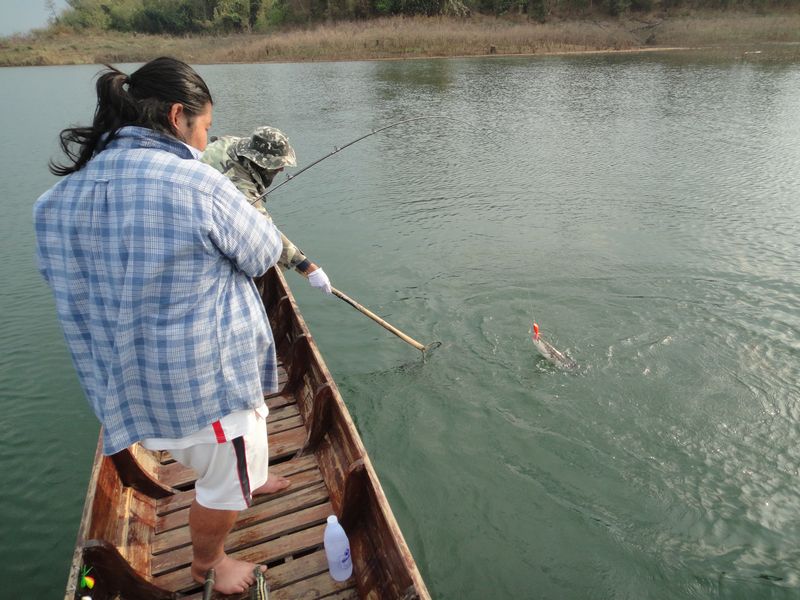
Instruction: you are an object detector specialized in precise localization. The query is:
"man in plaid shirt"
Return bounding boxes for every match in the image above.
[34,57,287,595]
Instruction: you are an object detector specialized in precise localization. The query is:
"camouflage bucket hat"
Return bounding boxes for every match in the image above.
[236,126,297,170]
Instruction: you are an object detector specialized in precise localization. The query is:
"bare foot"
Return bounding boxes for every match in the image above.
[252,475,291,496]
[192,555,265,595]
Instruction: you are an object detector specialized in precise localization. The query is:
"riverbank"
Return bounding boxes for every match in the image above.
[2,11,800,67]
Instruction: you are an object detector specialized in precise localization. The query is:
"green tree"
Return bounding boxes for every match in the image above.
[44,0,59,23]
[528,0,547,21]
[105,0,141,31]
[373,0,398,14]
[213,0,250,31]
[61,0,112,29]
[249,0,263,26]
[606,0,629,14]
[397,0,443,15]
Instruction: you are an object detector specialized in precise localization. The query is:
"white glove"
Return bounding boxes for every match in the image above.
[307,268,332,295]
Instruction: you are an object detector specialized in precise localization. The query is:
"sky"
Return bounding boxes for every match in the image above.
[0,0,69,36]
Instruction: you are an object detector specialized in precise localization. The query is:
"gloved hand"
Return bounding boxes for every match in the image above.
[307,268,332,295]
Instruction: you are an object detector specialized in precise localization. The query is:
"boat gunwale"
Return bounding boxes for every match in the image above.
[260,267,431,600]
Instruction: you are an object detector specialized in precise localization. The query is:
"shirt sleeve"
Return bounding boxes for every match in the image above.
[32,219,51,283]
[253,202,309,271]
[208,177,283,278]
[225,168,310,272]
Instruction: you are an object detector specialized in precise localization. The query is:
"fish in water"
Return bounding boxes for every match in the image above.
[530,322,577,370]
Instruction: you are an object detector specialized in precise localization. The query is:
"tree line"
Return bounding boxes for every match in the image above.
[52,0,793,32]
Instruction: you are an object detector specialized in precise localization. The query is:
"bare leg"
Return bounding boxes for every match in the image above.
[189,500,265,594]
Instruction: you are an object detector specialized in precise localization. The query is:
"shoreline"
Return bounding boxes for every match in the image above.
[2,12,799,68]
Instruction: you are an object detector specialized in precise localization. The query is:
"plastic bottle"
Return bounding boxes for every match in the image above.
[323,514,353,581]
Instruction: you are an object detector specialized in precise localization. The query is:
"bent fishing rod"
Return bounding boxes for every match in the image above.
[249,114,479,205]
[257,115,476,356]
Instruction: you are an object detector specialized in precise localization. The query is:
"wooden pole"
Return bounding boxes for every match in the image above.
[331,287,427,352]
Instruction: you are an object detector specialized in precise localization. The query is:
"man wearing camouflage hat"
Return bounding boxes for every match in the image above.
[202,126,332,294]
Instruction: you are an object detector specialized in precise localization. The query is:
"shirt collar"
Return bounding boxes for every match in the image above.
[180,140,204,160]
[104,126,198,160]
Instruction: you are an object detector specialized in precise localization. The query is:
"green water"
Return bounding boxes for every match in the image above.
[1,51,799,599]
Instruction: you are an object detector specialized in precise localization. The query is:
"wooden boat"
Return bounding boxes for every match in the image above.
[64,266,431,600]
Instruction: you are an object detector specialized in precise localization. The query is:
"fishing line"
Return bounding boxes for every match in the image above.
[249,114,482,205]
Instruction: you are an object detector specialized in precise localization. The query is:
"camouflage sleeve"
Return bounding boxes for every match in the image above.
[223,163,262,202]
[202,138,310,271]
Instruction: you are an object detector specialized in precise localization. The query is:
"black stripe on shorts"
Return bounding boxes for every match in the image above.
[232,436,253,507]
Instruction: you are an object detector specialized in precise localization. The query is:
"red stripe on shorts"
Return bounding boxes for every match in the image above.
[211,420,226,443]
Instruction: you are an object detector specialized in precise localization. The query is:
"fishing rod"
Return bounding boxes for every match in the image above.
[248,114,475,357]
[250,114,479,205]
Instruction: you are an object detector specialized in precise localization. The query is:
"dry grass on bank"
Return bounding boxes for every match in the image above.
[0,30,217,66]
[209,16,643,63]
[2,12,800,67]
[654,11,800,46]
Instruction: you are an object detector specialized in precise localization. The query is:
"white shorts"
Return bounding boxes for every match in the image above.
[169,422,270,511]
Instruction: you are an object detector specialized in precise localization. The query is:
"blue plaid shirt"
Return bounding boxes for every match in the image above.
[34,126,283,455]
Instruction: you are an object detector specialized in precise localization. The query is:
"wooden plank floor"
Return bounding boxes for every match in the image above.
[149,366,358,599]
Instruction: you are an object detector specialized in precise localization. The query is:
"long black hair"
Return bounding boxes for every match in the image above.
[50,56,213,176]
